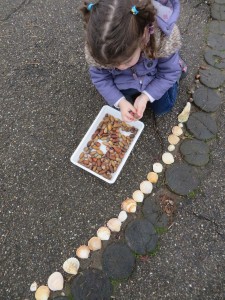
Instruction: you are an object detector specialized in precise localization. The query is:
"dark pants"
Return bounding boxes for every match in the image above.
[120,82,178,116]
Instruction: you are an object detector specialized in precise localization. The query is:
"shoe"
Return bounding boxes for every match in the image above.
[179,58,188,80]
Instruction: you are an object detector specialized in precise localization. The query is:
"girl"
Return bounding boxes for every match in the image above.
[80,0,185,122]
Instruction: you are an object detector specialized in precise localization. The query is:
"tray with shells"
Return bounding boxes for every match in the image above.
[70,105,144,183]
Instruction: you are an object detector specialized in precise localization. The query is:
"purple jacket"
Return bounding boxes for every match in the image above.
[88,0,182,106]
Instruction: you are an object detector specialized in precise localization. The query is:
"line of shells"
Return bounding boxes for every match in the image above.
[31,102,191,300]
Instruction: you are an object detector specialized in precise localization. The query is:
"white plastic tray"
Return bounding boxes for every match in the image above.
[70,105,144,184]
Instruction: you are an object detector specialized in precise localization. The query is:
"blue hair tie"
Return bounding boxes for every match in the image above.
[131,5,139,15]
[87,3,94,11]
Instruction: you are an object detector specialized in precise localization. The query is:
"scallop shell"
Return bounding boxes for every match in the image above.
[63,257,80,275]
[147,172,158,183]
[35,286,50,300]
[30,281,38,292]
[76,245,90,259]
[107,218,122,232]
[140,181,153,194]
[178,102,191,123]
[97,227,111,240]
[132,190,144,202]
[168,134,180,145]
[168,144,175,152]
[118,211,128,222]
[153,162,163,173]
[121,198,137,213]
[162,152,174,164]
[172,126,183,136]
[47,272,64,291]
[88,237,102,251]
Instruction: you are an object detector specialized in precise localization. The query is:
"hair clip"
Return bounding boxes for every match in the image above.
[131,5,139,15]
[87,3,94,11]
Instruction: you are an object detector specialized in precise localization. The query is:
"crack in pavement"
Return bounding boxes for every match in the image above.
[1,0,32,22]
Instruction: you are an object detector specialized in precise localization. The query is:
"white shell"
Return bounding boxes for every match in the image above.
[178,123,183,128]
[168,134,180,145]
[47,272,64,291]
[178,102,191,123]
[140,181,153,194]
[162,152,174,164]
[63,257,80,275]
[107,218,122,232]
[118,211,128,222]
[153,162,163,173]
[172,126,183,136]
[76,245,90,259]
[30,281,38,292]
[132,190,144,202]
[35,286,50,300]
[97,227,111,240]
[121,198,137,213]
[147,172,158,183]
[88,237,102,251]
[168,144,175,152]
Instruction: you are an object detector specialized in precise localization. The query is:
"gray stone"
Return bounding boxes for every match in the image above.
[71,268,112,300]
[204,49,225,69]
[207,33,225,51]
[166,163,200,196]
[215,0,225,4]
[125,219,158,255]
[209,20,225,34]
[180,139,210,166]
[102,243,135,280]
[54,297,69,300]
[193,86,222,112]
[142,198,169,228]
[186,112,218,140]
[211,3,225,20]
[199,66,225,88]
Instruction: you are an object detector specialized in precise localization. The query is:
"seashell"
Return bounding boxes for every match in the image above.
[118,210,128,222]
[63,257,80,275]
[76,245,90,259]
[30,281,38,292]
[140,180,153,194]
[162,152,174,164]
[172,126,183,136]
[168,134,180,145]
[35,286,50,300]
[147,172,158,183]
[178,102,191,123]
[107,218,122,232]
[168,144,175,152]
[88,237,102,251]
[47,272,64,291]
[132,190,144,202]
[178,123,183,128]
[97,227,111,240]
[153,162,163,173]
[121,198,137,213]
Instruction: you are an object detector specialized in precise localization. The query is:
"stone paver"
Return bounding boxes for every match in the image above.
[199,66,225,88]
[166,163,200,196]
[180,139,209,166]
[102,243,135,280]
[71,269,112,300]
[186,112,218,140]
[193,86,222,112]
[204,49,225,69]
[125,219,158,255]
[211,3,225,20]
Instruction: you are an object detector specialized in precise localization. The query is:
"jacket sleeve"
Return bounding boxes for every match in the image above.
[143,51,182,101]
[89,67,124,106]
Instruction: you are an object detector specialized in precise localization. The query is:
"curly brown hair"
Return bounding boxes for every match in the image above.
[80,0,157,67]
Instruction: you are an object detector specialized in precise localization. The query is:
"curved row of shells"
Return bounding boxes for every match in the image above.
[32,102,191,299]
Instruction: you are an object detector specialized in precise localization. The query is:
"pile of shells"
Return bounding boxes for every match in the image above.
[78,114,138,179]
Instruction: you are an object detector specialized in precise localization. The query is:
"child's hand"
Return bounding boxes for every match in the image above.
[134,93,149,119]
[118,98,137,122]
